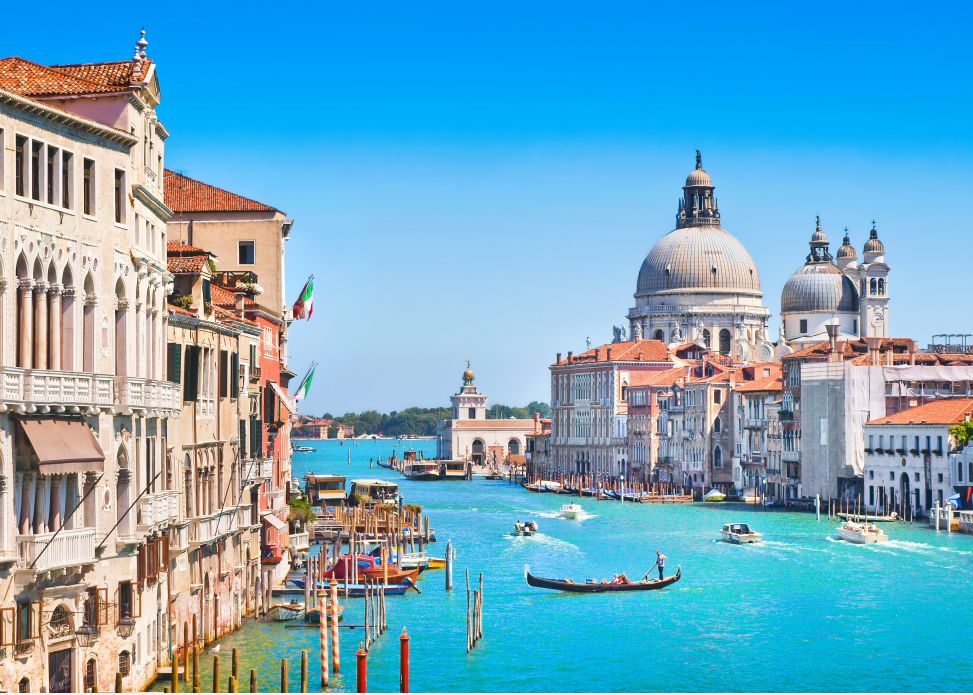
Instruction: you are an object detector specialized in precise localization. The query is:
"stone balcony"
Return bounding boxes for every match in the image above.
[189,508,239,547]
[290,531,309,552]
[0,367,179,415]
[266,488,286,512]
[17,527,96,572]
[241,457,273,487]
[138,490,180,530]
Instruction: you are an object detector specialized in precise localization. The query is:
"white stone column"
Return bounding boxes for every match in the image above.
[48,284,62,371]
[18,279,34,369]
[34,282,49,370]
[60,287,76,371]
[48,477,61,531]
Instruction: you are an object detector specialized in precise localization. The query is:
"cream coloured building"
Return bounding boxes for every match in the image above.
[437,367,536,466]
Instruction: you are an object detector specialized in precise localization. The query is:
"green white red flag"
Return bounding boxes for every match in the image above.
[293,362,317,401]
[293,275,314,320]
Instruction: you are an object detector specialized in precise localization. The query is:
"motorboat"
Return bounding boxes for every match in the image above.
[721,522,763,544]
[403,461,441,481]
[836,520,888,544]
[838,511,897,523]
[513,521,539,537]
[293,445,317,453]
[703,489,727,502]
[266,601,305,621]
[559,503,583,519]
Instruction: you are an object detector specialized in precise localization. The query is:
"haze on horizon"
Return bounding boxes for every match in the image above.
[9,1,972,414]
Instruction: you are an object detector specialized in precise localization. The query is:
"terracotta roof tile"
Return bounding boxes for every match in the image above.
[164,169,277,213]
[167,241,206,254]
[555,340,671,366]
[167,255,209,274]
[625,367,685,388]
[867,398,973,426]
[735,375,783,393]
[0,57,137,97]
[167,303,195,317]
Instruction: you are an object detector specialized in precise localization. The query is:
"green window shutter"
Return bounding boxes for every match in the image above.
[184,346,200,402]
[231,352,240,398]
[219,350,229,399]
[166,343,182,384]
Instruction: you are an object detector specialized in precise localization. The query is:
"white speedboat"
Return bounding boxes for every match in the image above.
[721,522,763,544]
[836,520,888,544]
[559,503,583,519]
[703,489,726,502]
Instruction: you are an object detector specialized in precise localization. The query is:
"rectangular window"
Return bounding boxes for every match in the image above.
[202,279,212,305]
[83,158,96,215]
[118,580,139,620]
[238,240,255,265]
[869,485,874,505]
[15,135,28,196]
[46,145,58,204]
[714,390,721,404]
[936,435,943,452]
[166,343,182,383]
[61,151,73,208]
[231,352,239,398]
[468,408,476,419]
[219,350,229,398]
[183,346,200,402]
[799,319,808,333]
[114,168,126,223]
[30,140,43,200]
[868,434,874,449]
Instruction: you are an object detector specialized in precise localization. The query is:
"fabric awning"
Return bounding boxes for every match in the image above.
[19,418,105,474]
[269,382,295,416]
[261,513,287,532]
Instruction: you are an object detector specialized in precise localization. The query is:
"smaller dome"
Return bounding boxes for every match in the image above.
[810,216,827,244]
[863,224,884,254]
[837,232,857,261]
[685,167,713,188]
[781,264,859,314]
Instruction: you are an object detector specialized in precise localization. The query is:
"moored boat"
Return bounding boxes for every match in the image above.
[304,603,345,624]
[559,503,583,519]
[703,489,727,502]
[267,601,305,621]
[836,520,888,544]
[721,522,763,544]
[403,460,441,481]
[525,566,681,593]
[838,511,898,523]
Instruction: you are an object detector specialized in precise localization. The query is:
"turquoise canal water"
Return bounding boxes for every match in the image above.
[168,439,973,692]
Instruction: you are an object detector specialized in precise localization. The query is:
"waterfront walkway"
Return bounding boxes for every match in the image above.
[162,439,973,692]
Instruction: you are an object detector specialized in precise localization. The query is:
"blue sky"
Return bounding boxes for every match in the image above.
[9,2,973,413]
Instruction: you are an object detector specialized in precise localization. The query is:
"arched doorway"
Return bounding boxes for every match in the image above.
[471,439,485,466]
[899,473,910,513]
[508,438,521,456]
[653,329,665,341]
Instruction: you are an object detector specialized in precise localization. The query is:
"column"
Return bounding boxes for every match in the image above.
[20,474,35,535]
[135,301,144,378]
[60,287,76,371]
[34,282,48,370]
[48,284,62,370]
[18,280,33,369]
[48,477,61,531]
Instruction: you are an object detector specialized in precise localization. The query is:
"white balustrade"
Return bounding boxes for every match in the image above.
[18,528,96,572]
[189,508,239,546]
[139,490,180,528]
[289,531,309,552]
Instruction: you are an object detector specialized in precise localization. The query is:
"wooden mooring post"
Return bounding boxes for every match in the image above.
[212,655,221,694]
[445,540,454,591]
[280,658,289,693]
[466,570,485,651]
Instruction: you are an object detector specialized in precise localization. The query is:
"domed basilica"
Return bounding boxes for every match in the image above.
[626,153,890,358]
[627,152,775,362]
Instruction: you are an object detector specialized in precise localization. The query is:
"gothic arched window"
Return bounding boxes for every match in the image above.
[719,329,731,355]
[878,278,885,295]
[870,278,877,295]
[702,329,711,349]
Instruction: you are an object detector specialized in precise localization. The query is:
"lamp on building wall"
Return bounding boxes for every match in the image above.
[75,622,99,648]
[117,614,136,639]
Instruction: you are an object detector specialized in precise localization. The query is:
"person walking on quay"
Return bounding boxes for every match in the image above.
[655,550,667,580]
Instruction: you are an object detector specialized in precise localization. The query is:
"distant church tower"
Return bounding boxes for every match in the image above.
[451,362,487,420]
[854,222,890,338]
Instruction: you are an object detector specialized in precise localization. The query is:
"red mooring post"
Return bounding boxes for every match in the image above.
[399,627,410,693]
[356,643,368,693]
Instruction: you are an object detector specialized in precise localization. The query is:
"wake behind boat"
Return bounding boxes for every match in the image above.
[525,566,681,593]
[559,503,583,519]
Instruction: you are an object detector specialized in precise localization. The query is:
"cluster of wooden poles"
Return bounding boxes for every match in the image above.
[465,570,484,653]
[815,493,916,523]
[527,474,693,502]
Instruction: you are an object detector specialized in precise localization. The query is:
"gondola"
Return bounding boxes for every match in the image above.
[525,566,681,593]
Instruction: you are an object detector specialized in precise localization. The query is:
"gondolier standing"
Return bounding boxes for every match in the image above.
[655,550,667,580]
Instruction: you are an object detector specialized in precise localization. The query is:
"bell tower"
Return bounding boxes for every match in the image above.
[858,222,890,338]
[451,361,487,420]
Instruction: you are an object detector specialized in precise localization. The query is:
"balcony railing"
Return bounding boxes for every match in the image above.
[745,418,768,429]
[779,410,794,421]
[18,528,96,572]
[0,367,179,413]
[116,377,181,413]
[267,488,286,512]
[290,531,309,552]
[189,508,239,547]
[237,503,258,529]
[242,457,273,487]
[782,450,800,463]
[138,490,180,529]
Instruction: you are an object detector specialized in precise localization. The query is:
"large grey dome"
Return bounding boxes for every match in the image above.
[636,226,763,297]
[781,263,859,313]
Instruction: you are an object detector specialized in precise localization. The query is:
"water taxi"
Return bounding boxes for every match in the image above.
[513,521,539,537]
[403,460,441,481]
[836,520,888,544]
[703,489,727,502]
[559,503,583,519]
[349,479,400,506]
[721,522,763,544]
[305,474,347,507]
[293,445,317,453]
[438,460,468,480]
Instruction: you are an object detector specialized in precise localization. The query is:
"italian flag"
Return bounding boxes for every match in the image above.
[293,363,316,401]
[293,276,314,320]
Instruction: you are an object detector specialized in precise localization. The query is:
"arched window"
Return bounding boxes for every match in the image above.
[18,678,30,693]
[85,659,97,692]
[713,418,721,433]
[654,329,665,341]
[960,462,964,482]
[878,278,885,295]
[15,254,30,368]
[719,329,731,355]
[702,329,711,348]
[118,650,131,676]
[508,439,521,455]
[82,273,96,372]
[50,604,72,638]
[60,266,75,370]
[870,278,877,295]
[713,446,723,469]
[114,278,129,376]
[116,446,131,537]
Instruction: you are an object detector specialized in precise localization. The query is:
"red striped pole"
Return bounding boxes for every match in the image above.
[399,628,410,693]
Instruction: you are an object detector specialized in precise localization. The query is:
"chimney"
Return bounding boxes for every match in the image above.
[607,347,613,361]
[567,351,573,364]
[826,323,839,353]
[864,336,882,366]
[556,352,562,365]
[533,412,541,433]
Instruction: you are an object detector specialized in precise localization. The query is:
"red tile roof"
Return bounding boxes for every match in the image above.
[164,170,277,213]
[167,241,205,254]
[555,340,671,367]
[626,367,685,388]
[867,398,973,426]
[0,57,138,98]
[167,254,209,274]
[167,303,195,317]
[735,375,783,393]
